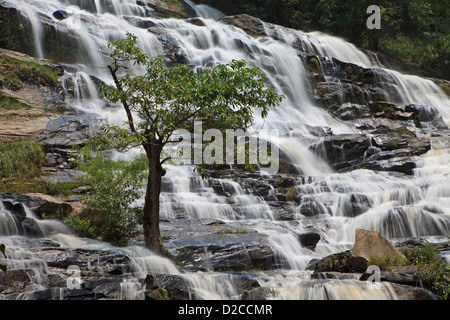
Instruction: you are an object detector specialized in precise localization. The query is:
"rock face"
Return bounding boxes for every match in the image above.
[0,236,137,300]
[0,49,66,141]
[39,114,101,168]
[309,134,371,171]
[167,229,276,272]
[1,193,74,220]
[350,228,406,261]
[218,14,267,37]
[360,265,419,286]
[0,1,196,64]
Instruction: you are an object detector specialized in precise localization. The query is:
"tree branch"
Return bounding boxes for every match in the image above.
[160,156,172,165]
[108,61,136,133]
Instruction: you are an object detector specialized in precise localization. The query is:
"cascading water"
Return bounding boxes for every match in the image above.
[1,0,449,300]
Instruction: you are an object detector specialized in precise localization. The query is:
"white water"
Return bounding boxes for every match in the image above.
[1,0,449,300]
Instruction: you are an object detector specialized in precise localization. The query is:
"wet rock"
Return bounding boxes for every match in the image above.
[1,200,26,218]
[157,35,188,65]
[0,193,74,220]
[91,281,122,299]
[363,157,418,175]
[218,14,267,38]
[145,274,190,300]
[123,16,158,29]
[360,265,418,286]
[21,218,45,238]
[186,17,206,26]
[309,134,371,171]
[298,232,321,250]
[304,125,333,137]
[273,177,295,188]
[144,0,196,19]
[329,102,371,120]
[299,200,328,217]
[313,251,368,273]
[169,232,276,271]
[241,287,271,300]
[41,114,101,150]
[53,10,68,20]
[389,283,438,300]
[252,184,273,198]
[0,269,32,288]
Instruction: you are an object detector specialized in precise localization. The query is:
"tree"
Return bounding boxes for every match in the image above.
[97,33,284,254]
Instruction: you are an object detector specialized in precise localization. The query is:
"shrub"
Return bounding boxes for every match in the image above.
[0,95,30,110]
[409,244,450,300]
[65,148,147,246]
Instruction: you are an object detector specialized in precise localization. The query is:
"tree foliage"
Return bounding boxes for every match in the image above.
[98,33,282,145]
[90,33,284,253]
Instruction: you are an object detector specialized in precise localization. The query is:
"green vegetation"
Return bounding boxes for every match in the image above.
[369,244,449,299]
[0,243,7,273]
[0,7,34,56]
[0,95,31,110]
[196,0,449,79]
[0,179,78,196]
[155,287,169,300]
[65,148,148,246]
[0,140,79,196]
[0,55,59,91]
[367,255,410,271]
[0,140,44,179]
[93,33,283,254]
[408,244,450,300]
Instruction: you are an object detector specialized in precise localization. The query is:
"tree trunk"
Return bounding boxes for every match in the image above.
[142,142,164,255]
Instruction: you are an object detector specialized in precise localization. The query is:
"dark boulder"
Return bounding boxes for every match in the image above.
[170,232,276,271]
[21,218,44,238]
[145,274,190,300]
[41,114,101,150]
[389,283,438,300]
[218,14,267,38]
[313,251,368,273]
[298,232,321,250]
[53,10,68,20]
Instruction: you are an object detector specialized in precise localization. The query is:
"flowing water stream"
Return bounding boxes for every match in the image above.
[1,0,449,300]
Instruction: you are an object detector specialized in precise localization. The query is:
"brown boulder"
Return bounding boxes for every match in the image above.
[350,228,406,261]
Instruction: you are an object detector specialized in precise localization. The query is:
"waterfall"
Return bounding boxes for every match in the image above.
[184,0,224,20]
[1,0,449,300]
